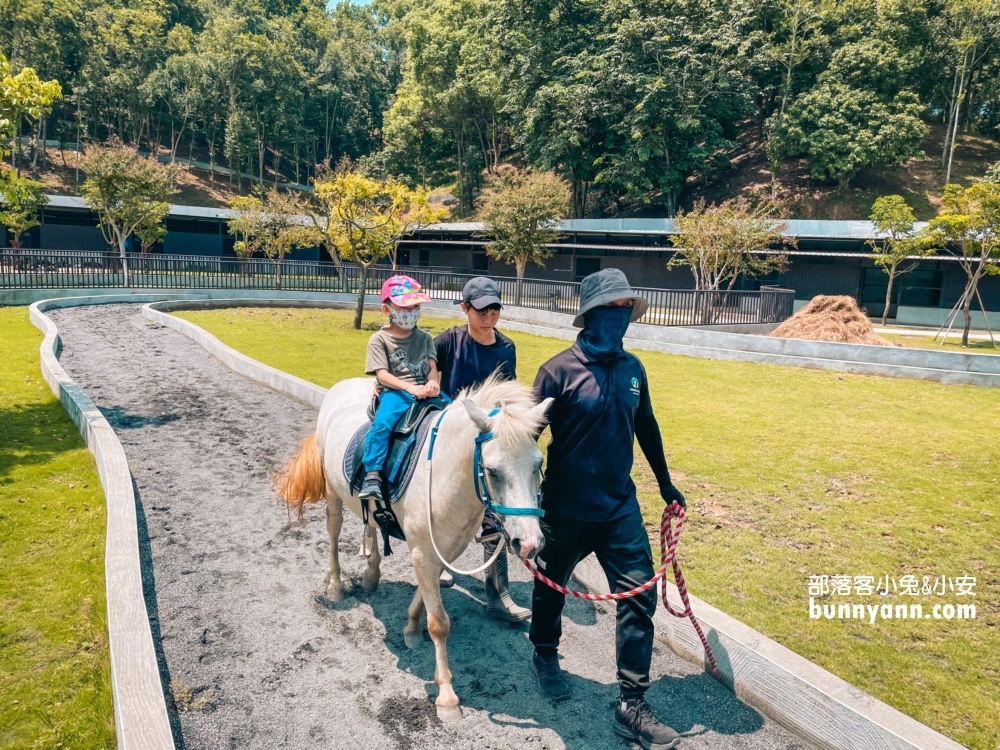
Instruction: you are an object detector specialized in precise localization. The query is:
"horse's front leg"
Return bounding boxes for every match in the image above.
[324,490,345,602]
[412,551,461,722]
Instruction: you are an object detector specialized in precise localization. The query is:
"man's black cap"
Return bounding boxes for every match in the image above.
[454,276,503,309]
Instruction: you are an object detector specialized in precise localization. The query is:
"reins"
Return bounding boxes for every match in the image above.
[424,408,511,577]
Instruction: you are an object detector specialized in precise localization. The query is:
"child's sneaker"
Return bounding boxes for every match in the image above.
[359,471,383,502]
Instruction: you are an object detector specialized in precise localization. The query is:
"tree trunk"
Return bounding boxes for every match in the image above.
[515,258,526,307]
[882,266,896,327]
[945,55,969,185]
[118,235,131,288]
[353,263,370,330]
[962,288,973,348]
[942,66,961,168]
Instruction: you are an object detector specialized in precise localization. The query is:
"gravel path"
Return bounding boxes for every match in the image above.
[49,304,814,750]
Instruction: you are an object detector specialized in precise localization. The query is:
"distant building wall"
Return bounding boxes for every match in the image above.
[164,232,222,256]
[40,223,107,251]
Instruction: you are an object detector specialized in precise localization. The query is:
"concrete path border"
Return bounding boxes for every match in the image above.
[144,297,966,750]
[29,295,177,750]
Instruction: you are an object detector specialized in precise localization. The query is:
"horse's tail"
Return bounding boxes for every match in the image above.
[274,433,327,519]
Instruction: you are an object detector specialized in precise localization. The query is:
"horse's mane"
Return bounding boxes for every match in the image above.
[454,373,546,448]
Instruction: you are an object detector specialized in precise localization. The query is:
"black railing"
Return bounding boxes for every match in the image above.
[0,249,794,326]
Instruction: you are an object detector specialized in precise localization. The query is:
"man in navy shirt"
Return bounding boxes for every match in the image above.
[434,277,529,622]
[531,269,686,750]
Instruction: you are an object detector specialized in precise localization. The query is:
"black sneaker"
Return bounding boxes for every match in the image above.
[613,696,681,750]
[532,652,570,701]
[359,471,382,502]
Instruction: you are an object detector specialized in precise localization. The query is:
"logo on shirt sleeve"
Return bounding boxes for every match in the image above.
[629,376,640,397]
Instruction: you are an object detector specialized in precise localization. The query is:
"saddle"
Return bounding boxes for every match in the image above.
[343,395,450,555]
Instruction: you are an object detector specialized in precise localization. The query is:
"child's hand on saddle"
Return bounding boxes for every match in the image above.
[424,381,441,398]
[409,383,430,399]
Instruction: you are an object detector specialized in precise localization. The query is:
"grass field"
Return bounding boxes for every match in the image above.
[176,306,999,749]
[881,333,1000,355]
[0,308,116,748]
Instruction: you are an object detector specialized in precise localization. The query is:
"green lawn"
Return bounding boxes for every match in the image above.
[0,308,115,749]
[176,306,999,750]
[881,332,1000,355]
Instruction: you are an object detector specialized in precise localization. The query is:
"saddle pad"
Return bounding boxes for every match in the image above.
[342,409,439,504]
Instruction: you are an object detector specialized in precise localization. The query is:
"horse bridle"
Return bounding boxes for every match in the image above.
[428,406,545,519]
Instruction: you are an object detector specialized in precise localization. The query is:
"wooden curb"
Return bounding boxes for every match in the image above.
[147,298,969,750]
[29,297,176,750]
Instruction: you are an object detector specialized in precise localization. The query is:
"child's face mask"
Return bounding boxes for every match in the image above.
[390,307,420,330]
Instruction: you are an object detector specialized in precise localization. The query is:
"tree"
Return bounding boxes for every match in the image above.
[228,194,266,260]
[922,183,1000,347]
[256,188,313,290]
[669,197,791,323]
[0,175,47,250]
[769,83,926,190]
[476,167,568,304]
[936,0,1000,185]
[135,210,167,254]
[0,52,62,180]
[80,140,175,259]
[867,195,930,325]
[312,164,433,329]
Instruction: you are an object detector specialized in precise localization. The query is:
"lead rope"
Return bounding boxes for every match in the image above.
[522,502,719,677]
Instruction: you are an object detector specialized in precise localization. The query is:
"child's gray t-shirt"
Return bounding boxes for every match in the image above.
[365,328,436,391]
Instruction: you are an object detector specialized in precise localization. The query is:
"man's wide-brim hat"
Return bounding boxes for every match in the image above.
[381,274,431,307]
[573,268,648,328]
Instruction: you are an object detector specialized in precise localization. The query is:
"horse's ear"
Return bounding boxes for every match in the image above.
[462,399,493,432]
[527,398,554,423]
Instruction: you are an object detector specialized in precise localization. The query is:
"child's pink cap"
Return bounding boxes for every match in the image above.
[381,275,431,307]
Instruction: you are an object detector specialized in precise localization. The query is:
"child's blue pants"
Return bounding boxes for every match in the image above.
[362,388,414,473]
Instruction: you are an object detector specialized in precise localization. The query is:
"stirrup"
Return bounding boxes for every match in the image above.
[358,524,376,558]
[475,530,503,545]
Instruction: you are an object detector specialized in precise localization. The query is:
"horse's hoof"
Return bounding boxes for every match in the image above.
[403,631,424,649]
[436,704,463,723]
[362,573,381,593]
[325,585,345,602]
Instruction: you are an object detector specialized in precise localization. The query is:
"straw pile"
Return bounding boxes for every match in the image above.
[769,295,896,346]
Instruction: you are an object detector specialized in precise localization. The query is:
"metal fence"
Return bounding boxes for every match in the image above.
[0,249,794,326]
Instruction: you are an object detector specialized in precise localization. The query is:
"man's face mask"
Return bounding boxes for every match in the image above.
[390,307,421,330]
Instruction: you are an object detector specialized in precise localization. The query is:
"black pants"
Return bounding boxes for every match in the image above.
[529,507,656,698]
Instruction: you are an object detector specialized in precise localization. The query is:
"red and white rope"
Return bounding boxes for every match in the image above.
[522,502,719,677]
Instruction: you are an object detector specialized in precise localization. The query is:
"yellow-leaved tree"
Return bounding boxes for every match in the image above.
[311,165,444,328]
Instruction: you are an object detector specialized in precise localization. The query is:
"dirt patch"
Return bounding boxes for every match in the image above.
[770,295,897,346]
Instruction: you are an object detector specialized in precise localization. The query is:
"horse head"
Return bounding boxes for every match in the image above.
[461,380,553,561]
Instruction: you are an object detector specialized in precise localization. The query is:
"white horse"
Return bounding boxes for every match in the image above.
[276,375,552,721]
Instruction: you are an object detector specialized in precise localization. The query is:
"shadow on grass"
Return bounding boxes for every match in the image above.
[0,400,83,484]
[320,580,769,750]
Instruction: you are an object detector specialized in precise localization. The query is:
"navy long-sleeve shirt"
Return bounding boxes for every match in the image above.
[532,343,672,522]
[434,326,517,398]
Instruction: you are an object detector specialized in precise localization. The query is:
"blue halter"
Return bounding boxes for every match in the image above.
[427,407,545,518]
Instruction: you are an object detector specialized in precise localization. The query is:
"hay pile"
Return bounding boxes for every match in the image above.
[769,295,896,346]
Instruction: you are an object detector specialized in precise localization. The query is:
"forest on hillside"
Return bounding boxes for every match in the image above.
[2,0,1000,217]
